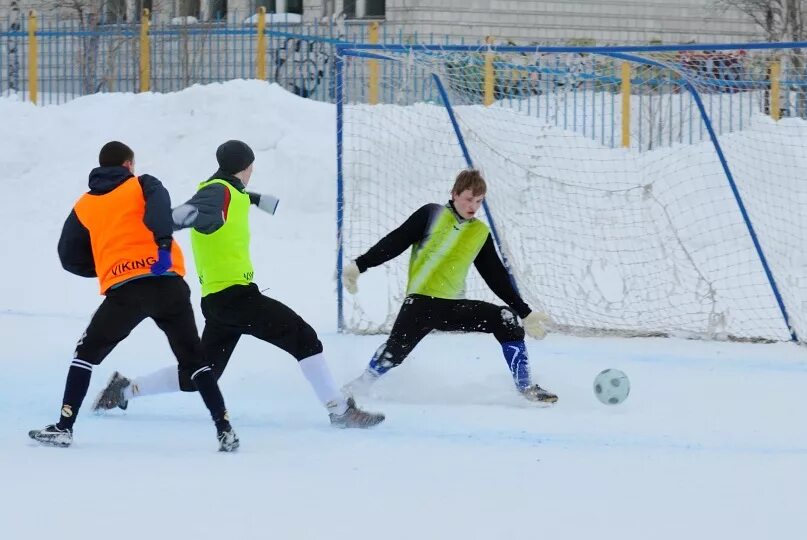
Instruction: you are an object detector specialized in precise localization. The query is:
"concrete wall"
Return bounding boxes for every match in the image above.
[381,0,763,44]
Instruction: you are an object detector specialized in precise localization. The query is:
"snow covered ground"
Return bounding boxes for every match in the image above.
[1,81,806,539]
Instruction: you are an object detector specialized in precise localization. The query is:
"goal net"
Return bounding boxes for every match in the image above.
[337,43,807,342]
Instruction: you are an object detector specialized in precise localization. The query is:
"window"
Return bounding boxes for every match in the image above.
[104,0,126,23]
[365,0,385,18]
[255,0,303,14]
[180,0,201,18]
[344,0,355,18]
[209,0,227,20]
[344,0,385,19]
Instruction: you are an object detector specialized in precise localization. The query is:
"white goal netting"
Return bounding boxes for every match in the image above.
[339,44,807,341]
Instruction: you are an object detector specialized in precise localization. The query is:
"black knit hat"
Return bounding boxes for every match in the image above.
[216,140,255,175]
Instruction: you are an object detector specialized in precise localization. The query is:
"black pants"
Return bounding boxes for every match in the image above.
[76,276,208,378]
[178,283,322,391]
[375,294,524,369]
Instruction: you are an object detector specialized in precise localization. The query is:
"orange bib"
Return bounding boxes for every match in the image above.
[73,177,185,294]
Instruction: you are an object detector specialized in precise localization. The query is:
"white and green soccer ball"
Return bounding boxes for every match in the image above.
[593,369,630,405]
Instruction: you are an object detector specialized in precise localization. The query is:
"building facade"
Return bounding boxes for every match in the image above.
[0,0,764,44]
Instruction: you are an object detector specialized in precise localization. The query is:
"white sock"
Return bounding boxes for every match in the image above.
[123,366,181,400]
[298,353,348,415]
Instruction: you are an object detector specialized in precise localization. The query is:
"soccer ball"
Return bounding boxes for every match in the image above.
[593,369,630,405]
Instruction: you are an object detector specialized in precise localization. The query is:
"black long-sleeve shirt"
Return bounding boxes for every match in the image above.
[355,202,532,319]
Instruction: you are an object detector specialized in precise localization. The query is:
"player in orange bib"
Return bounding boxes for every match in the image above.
[28,141,239,451]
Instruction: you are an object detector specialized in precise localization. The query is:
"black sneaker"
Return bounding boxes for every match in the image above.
[520,384,558,404]
[217,428,240,452]
[92,371,130,412]
[329,397,385,428]
[29,424,73,447]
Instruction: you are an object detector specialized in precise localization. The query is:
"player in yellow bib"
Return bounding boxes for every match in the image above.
[343,169,557,403]
[94,141,384,428]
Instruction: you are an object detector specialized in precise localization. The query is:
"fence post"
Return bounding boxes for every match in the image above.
[484,35,494,106]
[139,9,150,92]
[770,60,781,121]
[368,21,379,104]
[27,10,37,104]
[621,62,631,148]
[256,7,267,80]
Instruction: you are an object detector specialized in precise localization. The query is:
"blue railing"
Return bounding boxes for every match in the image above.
[3,12,807,150]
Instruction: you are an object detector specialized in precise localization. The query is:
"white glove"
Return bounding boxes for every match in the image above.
[255,193,279,215]
[172,204,199,229]
[523,311,551,340]
[342,261,360,294]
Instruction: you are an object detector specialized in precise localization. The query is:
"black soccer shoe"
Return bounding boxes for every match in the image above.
[92,371,131,412]
[520,384,558,404]
[29,424,73,448]
[217,428,240,452]
[329,397,385,429]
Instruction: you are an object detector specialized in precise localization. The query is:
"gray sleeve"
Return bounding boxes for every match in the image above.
[171,183,229,234]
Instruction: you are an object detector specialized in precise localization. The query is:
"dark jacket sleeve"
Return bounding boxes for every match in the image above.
[355,204,433,272]
[474,235,531,319]
[139,174,174,249]
[57,210,96,278]
[174,183,230,235]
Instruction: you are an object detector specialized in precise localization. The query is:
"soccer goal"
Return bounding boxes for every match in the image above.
[336,42,807,342]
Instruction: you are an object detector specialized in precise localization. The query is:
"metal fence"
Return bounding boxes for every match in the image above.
[0,10,464,105]
[3,11,807,150]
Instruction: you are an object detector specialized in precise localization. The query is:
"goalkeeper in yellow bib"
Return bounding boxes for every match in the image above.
[343,169,557,403]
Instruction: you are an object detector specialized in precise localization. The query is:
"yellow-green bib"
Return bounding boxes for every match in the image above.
[406,207,489,299]
[191,179,254,296]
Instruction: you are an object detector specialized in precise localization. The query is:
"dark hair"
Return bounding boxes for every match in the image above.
[452,169,487,196]
[99,141,134,167]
